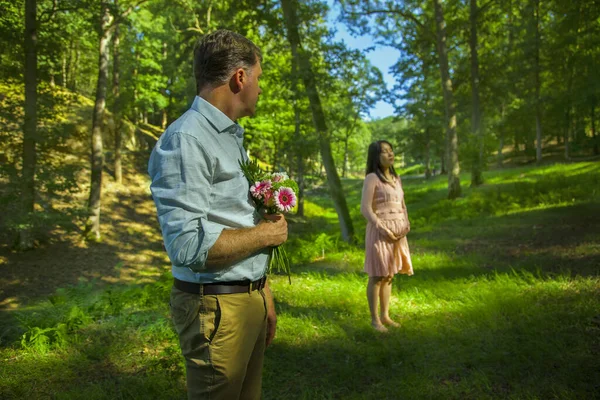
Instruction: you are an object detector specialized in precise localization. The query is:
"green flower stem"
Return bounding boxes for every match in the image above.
[269,245,292,284]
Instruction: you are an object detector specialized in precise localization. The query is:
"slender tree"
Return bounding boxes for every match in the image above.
[469,0,484,186]
[112,6,122,185]
[533,0,543,164]
[281,0,355,242]
[84,1,114,240]
[433,0,461,198]
[20,0,38,249]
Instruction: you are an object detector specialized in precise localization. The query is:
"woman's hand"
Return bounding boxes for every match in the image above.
[398,223,410,238]
[384,228,400,241]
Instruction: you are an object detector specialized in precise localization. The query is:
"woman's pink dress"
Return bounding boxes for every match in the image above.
[361,173,413,277]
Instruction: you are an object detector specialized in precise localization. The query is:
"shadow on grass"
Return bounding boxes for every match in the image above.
[264,285,600,400]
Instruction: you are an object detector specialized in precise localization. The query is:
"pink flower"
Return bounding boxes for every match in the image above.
[250,180,272,199]
[274,187,297,212]
[263,190,275,207]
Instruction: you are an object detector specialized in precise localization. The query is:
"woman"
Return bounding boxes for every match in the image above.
[360,140,413,332]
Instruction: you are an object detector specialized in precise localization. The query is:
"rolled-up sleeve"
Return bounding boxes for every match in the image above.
[148,132,224,270]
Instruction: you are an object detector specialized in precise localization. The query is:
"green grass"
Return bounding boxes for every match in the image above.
[1,162,599,399]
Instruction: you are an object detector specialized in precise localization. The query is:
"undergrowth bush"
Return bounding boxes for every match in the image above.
[14,271,172,354]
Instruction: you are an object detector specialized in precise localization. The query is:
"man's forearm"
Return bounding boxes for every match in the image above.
[264,280,277,347]
[263,280,276,315]
[205,215,287,269]
[206,225,267,268]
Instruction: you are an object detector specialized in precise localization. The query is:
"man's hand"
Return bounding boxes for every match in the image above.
[263,281,277,347]
[259,213,288,247]
[266,309,277,347]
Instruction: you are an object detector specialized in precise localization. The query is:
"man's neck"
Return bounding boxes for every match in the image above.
[198,86,238,121]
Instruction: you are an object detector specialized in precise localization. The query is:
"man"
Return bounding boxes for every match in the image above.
[148,30,288,400]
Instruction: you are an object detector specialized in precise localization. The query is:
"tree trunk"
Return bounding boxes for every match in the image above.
[294,106,305,217]
[469,0,484,186]
[133,52,139,125]
[61,55,67,88]
[113,17,122,185]
[72,46,80,90]
[533,0,543,164]
[591,97,598,155]
[281,0,355,242]
[85,2,113,241]
[22,0,37,214]
[425,127,431,179]
[342,136,349,178]
[290,45,305,218]
[342,115,359,178]
[564,108,571,160]
[497,105,505,168]
[162,41,168,129]
[433,0,461,199]
[440,150,446,175]
[497,131,504,167]
[66,38,73,89]
[20,0,38,249]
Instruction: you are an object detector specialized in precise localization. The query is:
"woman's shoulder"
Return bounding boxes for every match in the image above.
[365,172,380,181]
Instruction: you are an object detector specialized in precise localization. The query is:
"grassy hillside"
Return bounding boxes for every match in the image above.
[1,161,598,399]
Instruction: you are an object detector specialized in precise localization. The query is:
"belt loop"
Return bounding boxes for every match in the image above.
[199,281,204,297]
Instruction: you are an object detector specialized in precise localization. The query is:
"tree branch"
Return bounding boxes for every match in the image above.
[480,0,498,14]
[39,0,82,23]
[121,0,150,19]
[341,7,436,43]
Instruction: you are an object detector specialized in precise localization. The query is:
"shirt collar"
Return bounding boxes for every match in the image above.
[191,96,245,138]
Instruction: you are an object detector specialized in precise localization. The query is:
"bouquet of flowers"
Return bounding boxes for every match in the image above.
[239,159,298,283]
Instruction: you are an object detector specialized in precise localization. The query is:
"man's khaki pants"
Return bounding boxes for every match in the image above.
[170,286,267,400]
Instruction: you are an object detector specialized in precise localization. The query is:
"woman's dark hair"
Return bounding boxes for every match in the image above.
[193,30,262,93]
[366,140,397,182]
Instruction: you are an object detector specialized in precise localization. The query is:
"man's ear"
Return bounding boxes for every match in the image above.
[231,68,246,93]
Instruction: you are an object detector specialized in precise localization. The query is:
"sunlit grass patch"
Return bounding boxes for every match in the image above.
[303,199,338,220]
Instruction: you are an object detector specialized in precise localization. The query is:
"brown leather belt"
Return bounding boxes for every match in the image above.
[174,276,266,295]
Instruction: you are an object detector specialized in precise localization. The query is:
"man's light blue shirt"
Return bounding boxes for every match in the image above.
[148,96,268,283]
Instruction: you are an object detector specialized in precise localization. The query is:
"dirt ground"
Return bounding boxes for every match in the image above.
[0,171,171,311]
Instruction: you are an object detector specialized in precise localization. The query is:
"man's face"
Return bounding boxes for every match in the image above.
[240,60,262,117]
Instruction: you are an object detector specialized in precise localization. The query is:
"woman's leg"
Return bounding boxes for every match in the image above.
[380,276,400,327]
[367,276,387,332]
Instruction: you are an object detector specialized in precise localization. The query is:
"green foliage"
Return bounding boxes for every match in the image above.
[19,324,67,352]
